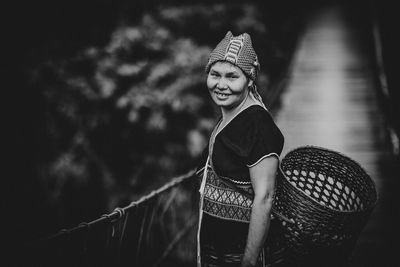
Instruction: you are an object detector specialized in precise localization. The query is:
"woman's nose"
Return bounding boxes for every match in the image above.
[216,78,228,89]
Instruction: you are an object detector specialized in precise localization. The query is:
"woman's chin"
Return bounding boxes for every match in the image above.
[213,97,231,107]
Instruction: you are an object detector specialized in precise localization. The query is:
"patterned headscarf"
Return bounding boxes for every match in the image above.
[205,31,260,81]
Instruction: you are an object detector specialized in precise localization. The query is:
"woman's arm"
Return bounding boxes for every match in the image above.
[241,155,279,267]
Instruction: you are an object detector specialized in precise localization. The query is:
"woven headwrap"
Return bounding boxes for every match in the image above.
[205,31,260,81]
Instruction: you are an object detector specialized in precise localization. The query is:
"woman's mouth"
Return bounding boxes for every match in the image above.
[214,91,230,99]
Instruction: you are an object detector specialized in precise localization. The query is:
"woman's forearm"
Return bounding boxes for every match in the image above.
[241,196,273,267]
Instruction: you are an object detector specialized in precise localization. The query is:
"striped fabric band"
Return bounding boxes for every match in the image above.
[224,36,244,64]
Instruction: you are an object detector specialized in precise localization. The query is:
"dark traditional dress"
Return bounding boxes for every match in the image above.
[196,105,285,267]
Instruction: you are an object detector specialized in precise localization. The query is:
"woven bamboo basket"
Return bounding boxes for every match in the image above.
[271,146,377,265]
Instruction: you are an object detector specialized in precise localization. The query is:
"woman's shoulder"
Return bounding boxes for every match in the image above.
[222,104,282,142]
[234,105,276,129]
[220,104,284,158]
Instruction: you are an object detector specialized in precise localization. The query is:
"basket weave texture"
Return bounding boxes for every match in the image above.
[272,146,377,264]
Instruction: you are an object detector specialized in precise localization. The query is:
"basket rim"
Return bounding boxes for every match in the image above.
[277,145,378,214]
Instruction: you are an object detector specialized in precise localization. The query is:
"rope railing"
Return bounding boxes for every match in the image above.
[24,43,292,267]
[27,169,199,267]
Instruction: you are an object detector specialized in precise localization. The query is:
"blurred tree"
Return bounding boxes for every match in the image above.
[7,1,307,245]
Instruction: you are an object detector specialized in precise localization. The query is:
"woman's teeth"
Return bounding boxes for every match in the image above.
[215,92,229,97]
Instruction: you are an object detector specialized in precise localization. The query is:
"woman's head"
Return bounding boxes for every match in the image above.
[205,31,265,110]
[205,31,260,82]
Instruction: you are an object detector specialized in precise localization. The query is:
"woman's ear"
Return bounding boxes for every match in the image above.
[248,80,253,87]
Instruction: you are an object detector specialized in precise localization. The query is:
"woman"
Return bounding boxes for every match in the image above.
[196,31,284,267]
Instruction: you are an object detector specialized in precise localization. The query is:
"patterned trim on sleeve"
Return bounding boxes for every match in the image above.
[246,152,280,168]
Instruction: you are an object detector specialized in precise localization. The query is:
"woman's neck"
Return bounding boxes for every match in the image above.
[221,91,256,121]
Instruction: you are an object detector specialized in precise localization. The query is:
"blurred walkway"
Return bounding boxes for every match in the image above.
[275,3,398,266]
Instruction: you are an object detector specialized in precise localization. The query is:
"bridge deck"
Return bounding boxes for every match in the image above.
[274,3,398,266]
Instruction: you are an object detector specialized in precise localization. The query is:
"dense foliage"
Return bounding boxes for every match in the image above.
[8,1,308,243]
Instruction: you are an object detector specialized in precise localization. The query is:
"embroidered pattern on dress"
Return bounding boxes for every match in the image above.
[203,169,254,223]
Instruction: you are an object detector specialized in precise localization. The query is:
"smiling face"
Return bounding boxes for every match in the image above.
[207,61,252,112]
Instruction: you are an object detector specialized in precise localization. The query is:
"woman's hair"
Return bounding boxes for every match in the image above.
[250,83,267,109]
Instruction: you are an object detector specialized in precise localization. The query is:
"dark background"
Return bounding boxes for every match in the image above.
[3,0,399,264]
[4,0,314,252]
